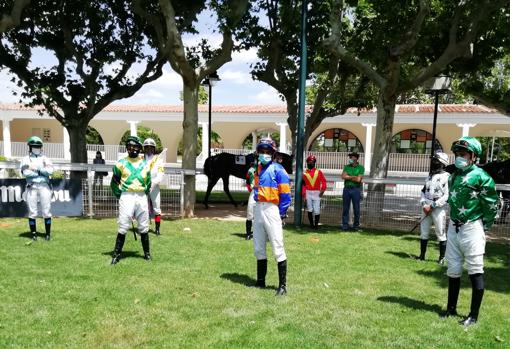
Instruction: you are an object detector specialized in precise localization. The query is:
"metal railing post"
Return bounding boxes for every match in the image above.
[180,171,185,218]
[87,167,94,218]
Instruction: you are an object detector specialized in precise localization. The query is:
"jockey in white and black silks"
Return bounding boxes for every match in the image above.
[417,151,450,264]
[143,138,164,235]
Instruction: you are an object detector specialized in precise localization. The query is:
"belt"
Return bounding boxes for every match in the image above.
[452,219,464,233]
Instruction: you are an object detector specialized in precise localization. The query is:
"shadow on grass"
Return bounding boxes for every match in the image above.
[284,225,344,235]
[101,250,145,260]
[358,229,411,237]
[231,233,248,239]
[377,296,443,314]
[386,251,416,260]
[417,266,510,294]
[220,272,277,290]
[18,231,41,240]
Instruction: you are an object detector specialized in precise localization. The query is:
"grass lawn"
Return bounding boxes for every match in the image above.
[0,218,509,349]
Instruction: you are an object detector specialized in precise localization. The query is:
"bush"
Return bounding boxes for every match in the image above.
[51,170,65,179]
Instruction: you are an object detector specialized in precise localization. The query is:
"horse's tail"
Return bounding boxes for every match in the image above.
[204,156,213,178]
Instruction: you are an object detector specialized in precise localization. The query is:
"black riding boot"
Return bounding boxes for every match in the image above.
[418,239,428,260]
[441,277,460,318]
[314,215,320,230]
[29,218,37,240]
[245,220,253,240]
[438,241,447,265]
[460,273,484,327]
[276,260,287,296]
[141,233,152,261]
[307,212,314,228]
[44,218,51,241]
[111,233,126,265]
[255,259,267,288]
[155,215,161,236]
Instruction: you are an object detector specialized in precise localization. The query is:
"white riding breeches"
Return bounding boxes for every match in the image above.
[306,190,321,215]
[446,219,485,277]
[246,191,256,221]
[26,183,52,219]
[420,206,447,241]
[118,192,149,235]
[253,202,287,262]
[149,185,161,215]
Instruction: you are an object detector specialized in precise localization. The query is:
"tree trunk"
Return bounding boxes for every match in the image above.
[66,123,88,180]
[366,90,397,218]
[182,82,199,217]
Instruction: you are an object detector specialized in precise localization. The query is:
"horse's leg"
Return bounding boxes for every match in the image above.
[204,176,220,209]
[221,175,238,208]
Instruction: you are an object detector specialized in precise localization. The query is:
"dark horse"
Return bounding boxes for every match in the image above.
[203,152,293,208]
[445,159,510,184]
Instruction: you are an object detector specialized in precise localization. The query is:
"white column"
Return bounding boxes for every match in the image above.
[128,121,139,136]
[457,123,477,137]
[2,117,13,158]
[276,122,288,153]
[63,127,71,161]
[252,132,257,152]
[200,122,209,158]
[362,123,375,174]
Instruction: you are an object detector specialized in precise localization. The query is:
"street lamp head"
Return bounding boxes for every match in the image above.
[201,71,221,87]
[424,75,452,94]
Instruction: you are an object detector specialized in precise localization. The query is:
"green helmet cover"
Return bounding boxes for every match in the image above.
[125,136,142,147]
[27,136,43,146]
[451,136,482,157]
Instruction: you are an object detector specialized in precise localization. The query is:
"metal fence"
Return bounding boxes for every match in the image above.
[201,173,510,234]
[1,160,509,234]
[81,173,182,218]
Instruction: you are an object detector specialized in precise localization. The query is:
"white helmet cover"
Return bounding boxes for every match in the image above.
[434,151,449,166]
[143,138,156,147]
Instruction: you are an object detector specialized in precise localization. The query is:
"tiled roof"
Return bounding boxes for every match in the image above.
[0,102,496,114]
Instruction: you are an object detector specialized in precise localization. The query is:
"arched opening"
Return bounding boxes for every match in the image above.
[177,128,223,156]
[242,129,282,152]
[309,128,363,152]
[391,129,442,154]
[86,126,104,145]
[119,126,163,153]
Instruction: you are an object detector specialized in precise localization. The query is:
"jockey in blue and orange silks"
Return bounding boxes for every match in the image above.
[252,137,291,296]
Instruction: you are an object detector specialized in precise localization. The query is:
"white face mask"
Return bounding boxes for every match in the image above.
[31,148,42,155]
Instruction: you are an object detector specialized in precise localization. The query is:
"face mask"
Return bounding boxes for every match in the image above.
[348,159,354,165]
[454,156,470,170]
[306,163,314,170]
[430,160,443,171]
[31,148,41,155]
[258,154,272,165]
[128,148,140,158]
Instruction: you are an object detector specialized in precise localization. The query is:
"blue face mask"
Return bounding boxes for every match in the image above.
[258,154,272,165]
[348,159,354,165]
[454,156,470,170]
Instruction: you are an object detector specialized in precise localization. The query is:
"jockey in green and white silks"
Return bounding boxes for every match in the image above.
[110,136,152,265]
[20,136,54,241]
[441,136,498,328]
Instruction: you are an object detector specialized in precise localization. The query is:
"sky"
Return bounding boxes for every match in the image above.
[0,10,286,106]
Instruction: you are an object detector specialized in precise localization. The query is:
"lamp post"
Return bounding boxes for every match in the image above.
[201,71,221,158]
[424,75,451,172]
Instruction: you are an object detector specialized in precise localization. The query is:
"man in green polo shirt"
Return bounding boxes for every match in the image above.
[341,152,364,231]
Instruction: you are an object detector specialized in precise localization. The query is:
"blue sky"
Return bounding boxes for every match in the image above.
[0,10,285,106]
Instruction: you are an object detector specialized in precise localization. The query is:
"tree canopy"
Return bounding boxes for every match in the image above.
[0,0,165,172]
